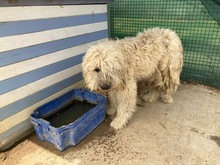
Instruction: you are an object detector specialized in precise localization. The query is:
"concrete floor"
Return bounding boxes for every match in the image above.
[1,83,220,165]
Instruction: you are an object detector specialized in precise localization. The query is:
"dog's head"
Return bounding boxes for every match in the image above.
[82,41,127,93]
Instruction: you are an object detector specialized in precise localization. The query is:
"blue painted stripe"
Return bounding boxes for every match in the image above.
[0,13,107,37]
[0,54,83,95]
[0,118,31,142]
[0,73,82,121]
[0,29,108,67]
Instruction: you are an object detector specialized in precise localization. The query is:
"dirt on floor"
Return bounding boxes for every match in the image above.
[1,83,220,165]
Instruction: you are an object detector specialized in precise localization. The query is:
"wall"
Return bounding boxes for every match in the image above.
[0,4,108,150]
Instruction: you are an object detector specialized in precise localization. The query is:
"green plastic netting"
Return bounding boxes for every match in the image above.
[109,0,220,88]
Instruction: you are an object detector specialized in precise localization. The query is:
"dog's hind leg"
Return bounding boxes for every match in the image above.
[141,68,163,103]
[159,70,174,104]
[110,79,137,130]
[160,52,183,103]
[160,93,173,103]
[142,90,160,103]
[137,81,146,106]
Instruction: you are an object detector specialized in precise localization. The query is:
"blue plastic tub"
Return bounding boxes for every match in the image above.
[30,88,107,151]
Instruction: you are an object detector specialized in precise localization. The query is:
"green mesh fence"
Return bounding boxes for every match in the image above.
[109,0,220,88]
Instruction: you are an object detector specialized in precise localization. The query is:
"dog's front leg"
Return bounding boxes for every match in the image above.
[110,80,137,130]
[107,91,118,116]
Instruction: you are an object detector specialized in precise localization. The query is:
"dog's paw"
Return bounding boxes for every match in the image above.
[110,119,125,130]
[160,95,173,104]
[136,97,145,107]
[107,108,116,116]
[141,94,159,103]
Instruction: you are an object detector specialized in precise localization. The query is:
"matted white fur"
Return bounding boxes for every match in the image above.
[82,28,183,130]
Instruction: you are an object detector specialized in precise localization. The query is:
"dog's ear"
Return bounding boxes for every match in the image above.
[118,66,128,89]
[121,77,127,89]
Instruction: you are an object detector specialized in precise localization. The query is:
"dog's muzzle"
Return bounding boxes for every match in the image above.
[100,83,111,90]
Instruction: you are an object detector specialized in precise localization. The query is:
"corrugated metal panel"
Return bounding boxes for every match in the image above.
[0,4,108,150]
[0,0,113,6]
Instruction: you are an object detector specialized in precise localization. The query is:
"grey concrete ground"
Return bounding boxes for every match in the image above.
[1,83,220,165]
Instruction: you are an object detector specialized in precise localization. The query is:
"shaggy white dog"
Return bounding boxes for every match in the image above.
[82,28,183,130]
